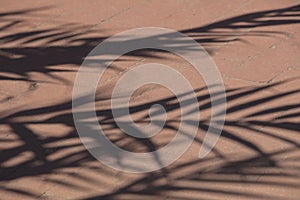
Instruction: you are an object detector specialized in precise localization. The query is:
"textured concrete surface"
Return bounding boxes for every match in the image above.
[0,1,300,200]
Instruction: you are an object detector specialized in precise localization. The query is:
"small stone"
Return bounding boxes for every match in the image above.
[6,96,14,100]
[29,82,40,90]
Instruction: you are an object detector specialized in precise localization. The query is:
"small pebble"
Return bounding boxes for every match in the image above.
[29,82,40,90]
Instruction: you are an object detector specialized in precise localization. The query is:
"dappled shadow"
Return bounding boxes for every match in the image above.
[0,4,299,83]
[182,4,300,45]
[1,79,300,199]
[0,3,300,200]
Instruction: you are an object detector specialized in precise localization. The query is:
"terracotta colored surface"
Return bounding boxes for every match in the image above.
[0,1,300,200]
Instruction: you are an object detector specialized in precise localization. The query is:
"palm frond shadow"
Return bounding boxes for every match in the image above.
[0,4,299,83]
[0,3,300,200]
[1,79,300,199]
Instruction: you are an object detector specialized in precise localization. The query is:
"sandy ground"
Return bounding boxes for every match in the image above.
[0,1,300,200]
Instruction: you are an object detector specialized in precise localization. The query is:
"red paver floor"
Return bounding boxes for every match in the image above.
[0,1,300,200]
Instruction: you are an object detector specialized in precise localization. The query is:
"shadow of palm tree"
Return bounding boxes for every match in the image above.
[1,79,300,199]
[0,3,300,200]
[0,4,299,83]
